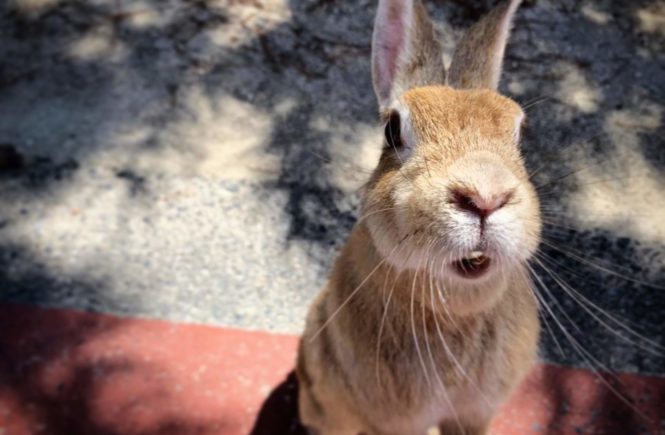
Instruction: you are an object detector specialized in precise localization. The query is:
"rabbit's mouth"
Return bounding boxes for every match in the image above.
[451,251,491,279]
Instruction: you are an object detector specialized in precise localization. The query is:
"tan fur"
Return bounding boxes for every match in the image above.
[298,87,540,435]
[297,2,540,434]
[403,87,524,151]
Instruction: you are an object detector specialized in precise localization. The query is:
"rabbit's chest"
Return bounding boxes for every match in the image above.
[354,360,499,434]
[348,333,503,429]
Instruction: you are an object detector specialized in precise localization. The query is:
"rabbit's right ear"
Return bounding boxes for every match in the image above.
[447,0,522,90]
[372,0,445,109]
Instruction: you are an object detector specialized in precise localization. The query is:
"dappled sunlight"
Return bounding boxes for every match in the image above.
[581,4,612,25]
[636,2,665,37]
[506,79,527,97]
[219,0,291,49]
[566,102,664,243]
[119,0,187,30]
[554,61,602,114]
[0,171,148,310]
[140,89,283,181]
[9,0,61,18]
[177,0,292,68]
[1,0,294,170]
[66,23,129,62]
[311,116,381,194]
[0,159,330,330]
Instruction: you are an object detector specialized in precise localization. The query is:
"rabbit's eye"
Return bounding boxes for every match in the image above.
[384,111,403,150]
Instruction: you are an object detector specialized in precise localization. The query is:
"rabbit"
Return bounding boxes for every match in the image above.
[296,0,541,434]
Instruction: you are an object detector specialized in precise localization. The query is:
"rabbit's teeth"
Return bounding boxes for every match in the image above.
[452,253,491,279]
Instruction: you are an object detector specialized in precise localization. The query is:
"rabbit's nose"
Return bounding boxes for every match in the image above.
[451,188,512,220]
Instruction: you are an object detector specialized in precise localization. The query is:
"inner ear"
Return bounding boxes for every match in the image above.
[372,1,413,107]
[372,0,446,109]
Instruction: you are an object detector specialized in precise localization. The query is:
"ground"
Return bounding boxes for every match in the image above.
[0,0,663,434]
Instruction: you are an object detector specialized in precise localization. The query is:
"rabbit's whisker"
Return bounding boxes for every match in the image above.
[411,235,433,388]
[539,239,665,290]
[309,232,413,342]
[538,208,656,220]
[526,131,609,179]
[533,147,636,191]
[375,248,410,387]
[539,237,651,281]
[518,266,567,358]
[421,244,466,434]
[428,255,494,408]
[356,206,403,226]
[532,254,664,356]
[526,263,652,423]
[520,94,552,111]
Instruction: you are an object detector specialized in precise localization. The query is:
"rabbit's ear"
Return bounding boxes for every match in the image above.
[372,0,445,108]
[448,0,521,90]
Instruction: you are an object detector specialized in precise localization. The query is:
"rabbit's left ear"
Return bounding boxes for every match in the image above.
[448,0,522,90]
[372,0,446,109]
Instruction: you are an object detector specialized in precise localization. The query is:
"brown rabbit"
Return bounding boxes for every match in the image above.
[297,0,541,434]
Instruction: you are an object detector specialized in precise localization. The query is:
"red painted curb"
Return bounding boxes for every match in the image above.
[0,304,298,435]
[0,303,662,435]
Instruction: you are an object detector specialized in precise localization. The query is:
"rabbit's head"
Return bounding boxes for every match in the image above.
[363,0,540,305]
